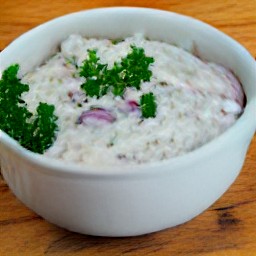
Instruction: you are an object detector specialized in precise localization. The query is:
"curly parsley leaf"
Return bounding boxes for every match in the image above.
[79,50,108,97]
[79,45,155,97]
[0,64,31,140]
[104,62,126,96]
[140,92,157,118]
[0,64,58,154]
[120,45,154,89]
[27,103,58,154]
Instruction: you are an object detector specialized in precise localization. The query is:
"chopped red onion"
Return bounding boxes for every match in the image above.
[117,100,140,114]
[78,108,116,125]
[127,100,139,111]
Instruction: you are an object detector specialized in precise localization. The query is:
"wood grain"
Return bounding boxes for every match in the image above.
[0,0,255,255]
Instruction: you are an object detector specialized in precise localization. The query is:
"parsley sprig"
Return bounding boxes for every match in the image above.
[79,45,157,118]
[140,92,157,118]
[0,64,58,154]
[118,45,154,90]
[80,50,108,97]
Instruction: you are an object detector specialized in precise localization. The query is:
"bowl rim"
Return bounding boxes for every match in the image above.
[0,7,256,177]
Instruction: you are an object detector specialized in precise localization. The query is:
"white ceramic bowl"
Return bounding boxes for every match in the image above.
[0,7,255,237]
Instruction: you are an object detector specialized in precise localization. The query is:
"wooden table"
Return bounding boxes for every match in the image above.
[0,1,255,255]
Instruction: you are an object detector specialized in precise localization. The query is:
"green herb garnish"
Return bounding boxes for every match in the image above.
[119,45,154,89]
[140,92,157,118]
[0,64,58,154]
[79,45,154,98]
[111,38,124,45]
[80,49,108,97]
[79,45,157,118]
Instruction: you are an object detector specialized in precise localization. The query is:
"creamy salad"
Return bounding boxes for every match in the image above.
[21,34,244,166]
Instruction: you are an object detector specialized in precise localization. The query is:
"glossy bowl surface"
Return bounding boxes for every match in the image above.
[0,7,255,236]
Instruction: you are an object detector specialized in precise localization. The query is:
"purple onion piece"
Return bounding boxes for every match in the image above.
[127,100,139,111]
[118,100,140,113]
[225,70,245,107]
[213,66,245,107]
[78,108,116,125]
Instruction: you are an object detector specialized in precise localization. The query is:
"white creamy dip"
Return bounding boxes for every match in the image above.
[21,34,244,166]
